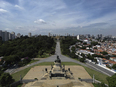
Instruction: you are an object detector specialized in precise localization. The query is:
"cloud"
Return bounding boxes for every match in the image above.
[83,22,108,28]
[0,0,116,36]
[14,5,24,9]
[34,19,47,24]
[0,8,8,13]
[5,28,11,30]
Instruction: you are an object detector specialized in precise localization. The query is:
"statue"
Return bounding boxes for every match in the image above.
[55,55,61,63]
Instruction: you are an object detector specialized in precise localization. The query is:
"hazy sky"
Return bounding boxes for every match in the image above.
[0,0,116,35]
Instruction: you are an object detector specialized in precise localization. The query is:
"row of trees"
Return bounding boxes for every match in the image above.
[60,36,78,58]
[60,37,88,62]
[0,36,56,68]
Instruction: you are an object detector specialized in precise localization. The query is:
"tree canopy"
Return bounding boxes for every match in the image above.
[60,36,78,59]
[0,73,14,86]
[0,36,56,67]
[112,64,116,70]
[91,41,99,46]
[101,51,108,55]
[107,74,116,87]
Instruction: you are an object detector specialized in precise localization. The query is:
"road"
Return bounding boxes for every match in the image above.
[5,41,115,76]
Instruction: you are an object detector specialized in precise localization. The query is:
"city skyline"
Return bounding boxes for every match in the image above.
[0,0,116,35]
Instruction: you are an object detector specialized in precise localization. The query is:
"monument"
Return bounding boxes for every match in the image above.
[24,56,93,87]
[42,55,74,80]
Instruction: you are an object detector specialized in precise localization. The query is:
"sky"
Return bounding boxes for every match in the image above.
[0,0,116,36]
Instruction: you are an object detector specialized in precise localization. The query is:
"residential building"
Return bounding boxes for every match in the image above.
[48,33,51,37]
[0,30,2,37]
[2,31,5,41]
[9,33,12,40]
[85,34,90,38]
[76,49,94,55]
[5,32,9,41]
[11,32,15,40]
[77,35,85,40]
[108,60,116,67]
[110,57,116,62]
[28,33,31,37]
[17,33,21,38]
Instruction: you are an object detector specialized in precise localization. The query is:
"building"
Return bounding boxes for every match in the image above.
[110,57,116,62]
[17,33,21,38]
[0,30,2,40]
[0,30,16,41]
[28,33,31,37]
[91,35,95,39]
[1,31,9,41]
[77,35,85,40]
[85,34,90,38]
[5,32,9,41]
[76,49,94,55]
[0,30,2,37]
[11,32,15,40]
[9,33,12,40]
[83,39,91,45]
[1,31,5,41]
[48,33,51,37]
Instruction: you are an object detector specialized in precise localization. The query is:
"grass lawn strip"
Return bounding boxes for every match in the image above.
[28,60,39,65]
[83,66,108,84]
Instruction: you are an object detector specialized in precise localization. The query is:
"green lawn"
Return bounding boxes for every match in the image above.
[83,66,109,84]
[35,62,54,65]
[16,83,23,87]
[33,62,80,66]
[12,67,32,81]
[28,60,39,64]
[11,62,109,84]
[61,62,80,65]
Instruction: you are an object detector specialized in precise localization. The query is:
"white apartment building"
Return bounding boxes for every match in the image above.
[28,33,31,37]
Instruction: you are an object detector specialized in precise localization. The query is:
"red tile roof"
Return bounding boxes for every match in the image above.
[109,60,116,64]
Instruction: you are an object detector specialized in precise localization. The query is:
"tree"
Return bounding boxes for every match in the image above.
[81,53,85,58]
[94,59,98,64]
[83,42,87,45]
[87,54,94,60]
[94,82,107,87]
[69,52,77,58]
[79,58,85,62]
[0,71,3,76]
[100,83,107,87]
[71,47,75,52]
[91,41,98,46]
[93,47,97,49]
[0,73,14,86]
[101,51,108,55]
[112,64,116,70]
[81,46,86,49]
[0,36,56,67]
[107,74,116,87]
[105,55,110,60]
